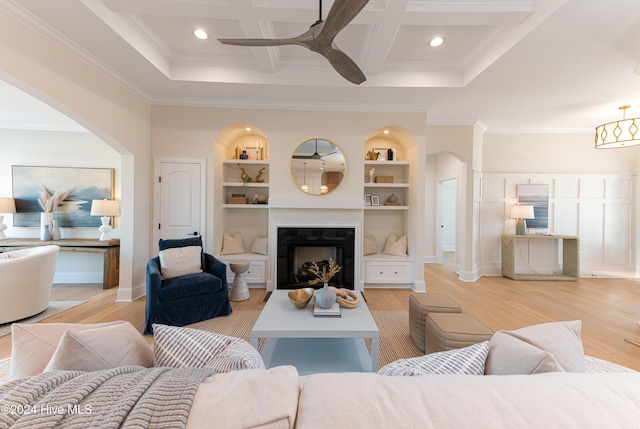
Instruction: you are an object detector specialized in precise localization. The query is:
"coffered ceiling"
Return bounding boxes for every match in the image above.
[2,0,640,132]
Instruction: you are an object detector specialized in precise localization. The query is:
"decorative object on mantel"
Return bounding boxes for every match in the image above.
[307,258,342,309]
[38,186,71,241]
[511,205,535,235]
[0,197,16,240]
[90,199,120,241]
[595,105,640,148]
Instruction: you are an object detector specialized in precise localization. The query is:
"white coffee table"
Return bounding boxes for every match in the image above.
[251,290,380,375]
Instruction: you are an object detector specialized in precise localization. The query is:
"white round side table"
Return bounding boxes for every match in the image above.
[229,260,251,301]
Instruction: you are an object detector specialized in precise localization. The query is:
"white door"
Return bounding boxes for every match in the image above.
[156,159,205,242]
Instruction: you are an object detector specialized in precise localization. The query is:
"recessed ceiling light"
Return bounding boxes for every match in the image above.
[194,29,209,40]
[429,37,444,47]
[383,130,390,134]
[245,127,252,132]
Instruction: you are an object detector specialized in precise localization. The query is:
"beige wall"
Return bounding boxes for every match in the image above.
[0,10,152,300]
[483,133,640,174]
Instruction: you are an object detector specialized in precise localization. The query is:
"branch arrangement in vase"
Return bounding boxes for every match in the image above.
[38,185,71,212]
[307,258,342,285]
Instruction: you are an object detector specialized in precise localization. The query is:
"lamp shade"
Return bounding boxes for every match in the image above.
[0,197,16,214]
[510,205,534,219]
[90,199,120,216]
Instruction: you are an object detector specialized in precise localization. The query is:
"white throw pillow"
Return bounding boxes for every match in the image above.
[158,245,203,279]
[250,236,268,255]
[485,320,586,375]
[153,324,265,372]
[378,342,489,376]
[221,232,246,255]
[44,322,154,372]
[363,236,377,256]
[10,321,128,380]
[382,233,407,256]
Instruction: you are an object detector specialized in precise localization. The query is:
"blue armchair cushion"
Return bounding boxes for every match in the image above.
[159,236,205,270]
[158,271,224,302]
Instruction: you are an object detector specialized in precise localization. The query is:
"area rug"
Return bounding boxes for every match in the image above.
[189,310,422,368]
[0,301,87,338]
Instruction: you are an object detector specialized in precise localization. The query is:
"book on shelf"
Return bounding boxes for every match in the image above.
[314,301,341,317]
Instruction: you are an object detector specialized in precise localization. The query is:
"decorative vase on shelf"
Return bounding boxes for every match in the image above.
[51,219,61,240]
[40,212,53,241]
[315,283,337,309]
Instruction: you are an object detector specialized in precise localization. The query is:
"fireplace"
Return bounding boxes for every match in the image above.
[277,227,355,289]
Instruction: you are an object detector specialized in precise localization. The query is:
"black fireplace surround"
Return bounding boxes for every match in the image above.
[277,227,355,290]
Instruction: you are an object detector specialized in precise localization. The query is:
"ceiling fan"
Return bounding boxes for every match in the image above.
[293,139,337,161]
[218,0,369,85]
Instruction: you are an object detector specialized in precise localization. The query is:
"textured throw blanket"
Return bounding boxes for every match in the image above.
[0,366,214,429]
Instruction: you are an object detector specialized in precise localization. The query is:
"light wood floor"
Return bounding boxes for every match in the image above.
[2,264,639,371]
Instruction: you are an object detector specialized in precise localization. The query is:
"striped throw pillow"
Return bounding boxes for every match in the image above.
[153,324,265,372]
[377,341,489,376]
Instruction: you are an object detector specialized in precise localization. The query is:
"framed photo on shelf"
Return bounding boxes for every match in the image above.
[364,194,372,206]
[371,195,380,206]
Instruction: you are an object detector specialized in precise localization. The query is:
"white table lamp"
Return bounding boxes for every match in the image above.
[0,197,16,240]
[511,205,535,235]
[90,199,120,241]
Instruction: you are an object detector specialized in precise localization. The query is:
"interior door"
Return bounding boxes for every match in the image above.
[157,160,204,241]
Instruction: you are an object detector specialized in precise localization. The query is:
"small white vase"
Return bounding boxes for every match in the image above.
[51,219,61,240]
[40,212,53,241]
[315,283,337,309]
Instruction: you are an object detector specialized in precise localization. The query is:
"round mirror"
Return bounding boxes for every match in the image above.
[291,139,345,195]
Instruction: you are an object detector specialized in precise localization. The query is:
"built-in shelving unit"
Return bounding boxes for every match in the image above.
[362,158,413,287]
[222,160,269,208]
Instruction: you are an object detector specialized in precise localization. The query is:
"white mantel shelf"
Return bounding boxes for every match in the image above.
[268,198,364,210]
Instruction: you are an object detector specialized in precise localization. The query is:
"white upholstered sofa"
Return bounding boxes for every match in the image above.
[1,319,639,428]
[0,244,59,324]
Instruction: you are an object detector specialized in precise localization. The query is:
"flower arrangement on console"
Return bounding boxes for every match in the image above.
[38,185,71,213]
[37,185,71,241]
[307,258,342,286]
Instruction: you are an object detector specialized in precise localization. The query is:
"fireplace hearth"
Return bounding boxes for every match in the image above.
[277,227,355,289]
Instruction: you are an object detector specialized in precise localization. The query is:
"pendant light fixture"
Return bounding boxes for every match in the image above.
[300,162,309,192]
[595,105,640,148]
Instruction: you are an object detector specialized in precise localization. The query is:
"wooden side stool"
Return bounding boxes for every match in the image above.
[425,312,493,353]
[409,293,462,352]
[229,260,250,301]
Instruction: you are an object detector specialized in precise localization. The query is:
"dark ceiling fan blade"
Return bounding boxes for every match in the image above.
[218,37,299,47]
[319,45,366,84]
[318,0,370,44]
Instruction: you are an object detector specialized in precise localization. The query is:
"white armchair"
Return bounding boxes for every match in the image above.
[0,245,60,324]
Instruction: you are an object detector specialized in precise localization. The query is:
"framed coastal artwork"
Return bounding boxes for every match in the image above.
[12,166,114,227]
[517,184,549,229]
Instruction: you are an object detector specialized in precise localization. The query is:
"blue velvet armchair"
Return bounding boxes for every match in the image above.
[144,240,232,334]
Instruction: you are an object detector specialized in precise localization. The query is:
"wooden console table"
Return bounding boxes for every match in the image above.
[501,234,579,281]
[0,238,120,289]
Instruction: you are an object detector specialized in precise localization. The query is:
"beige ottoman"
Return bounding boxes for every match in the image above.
[409,293,462,352]
[425,313,493,353]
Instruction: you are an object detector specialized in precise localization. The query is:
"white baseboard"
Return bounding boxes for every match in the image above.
[53,272,102,284]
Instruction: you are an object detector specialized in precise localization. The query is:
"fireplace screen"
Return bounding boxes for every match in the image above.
[277,227,355,289]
